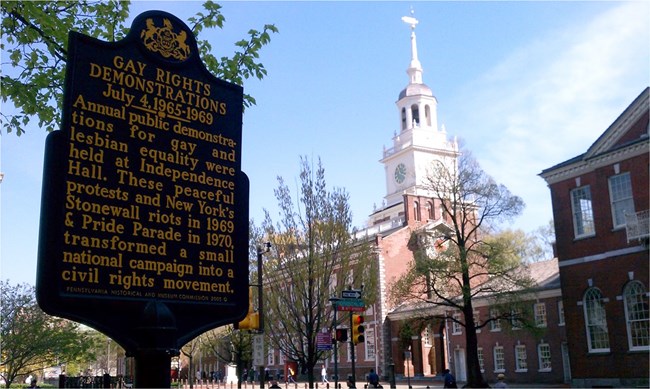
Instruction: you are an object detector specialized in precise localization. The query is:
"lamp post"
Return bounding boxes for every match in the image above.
[257,243,271,389]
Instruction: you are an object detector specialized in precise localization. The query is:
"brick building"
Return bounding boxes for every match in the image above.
[444,259,568,386]
[540,87,649,387]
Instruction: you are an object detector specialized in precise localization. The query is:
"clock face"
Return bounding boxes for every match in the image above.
[394,163,407,184]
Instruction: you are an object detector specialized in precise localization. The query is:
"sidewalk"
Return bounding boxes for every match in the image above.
[178,378,570,389]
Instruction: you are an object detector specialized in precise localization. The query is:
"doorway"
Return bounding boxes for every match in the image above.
[452,348,466,382]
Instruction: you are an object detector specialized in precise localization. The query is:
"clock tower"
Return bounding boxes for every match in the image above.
[376,12,459,224]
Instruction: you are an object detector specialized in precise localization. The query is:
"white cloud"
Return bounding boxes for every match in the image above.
[451,2,650,232]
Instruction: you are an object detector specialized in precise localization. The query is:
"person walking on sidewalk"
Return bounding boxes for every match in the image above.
[321,365,329,383]
[367,369,381,388]
[288,367,296,383]
[443,369,457,388]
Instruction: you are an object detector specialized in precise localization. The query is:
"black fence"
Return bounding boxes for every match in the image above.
[57,374,131,388]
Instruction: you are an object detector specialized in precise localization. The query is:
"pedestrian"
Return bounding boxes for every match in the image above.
[28,378,40,388]
[287,367,296,383]
[367,369,381,388]
[321,365,329,383]
[347,375,355,388]
[494,373,508,388]
[270,380,282,389]
[442,369,457,388]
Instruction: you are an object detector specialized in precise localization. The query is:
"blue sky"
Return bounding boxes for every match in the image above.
[2,1,649,286]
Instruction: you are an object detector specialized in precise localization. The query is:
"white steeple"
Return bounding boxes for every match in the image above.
[401,12,423,85]
[377,11,458,212]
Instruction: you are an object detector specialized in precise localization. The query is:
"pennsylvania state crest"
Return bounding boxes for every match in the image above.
[141,18,190,61]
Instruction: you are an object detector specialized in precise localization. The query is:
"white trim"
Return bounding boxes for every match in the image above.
[623,281,650,352]
[541,140,649,185]
[558,245,646,268]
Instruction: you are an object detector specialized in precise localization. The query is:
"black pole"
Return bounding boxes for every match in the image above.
[133,301,177,388]
[258,246,265,389]
[350,312,355,386]
[134,350,172,388]
[258,243,270,389]
[331,299,339,389]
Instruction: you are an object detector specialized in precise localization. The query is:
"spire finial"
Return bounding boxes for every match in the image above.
[401,7,419,31]
[401,8,422,84]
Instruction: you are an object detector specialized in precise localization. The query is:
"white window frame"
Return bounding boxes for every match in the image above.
[571,186,595,238]
[534,303,547,328]
[608,172,635,229]
[423,324,432,346]
[490,308,501,332]
[477,347,485,373]
[267,348,275,366]
[623,281,650,351]
[584,287,610,353]
[452,313,462,335]
[537,342,552,372]
[329,276,338,300]
[474,311,481,333]
[365,327,376,361]
[493,345,505,373]
[346,342,357,362]
[514,344,528,372]
[558,300,565,326]
[511,308,522,330]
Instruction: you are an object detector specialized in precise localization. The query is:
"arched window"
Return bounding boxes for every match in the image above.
[425,105,431,126]
[401,108,407,130]
[411,104,420,126]
[414,201,421,221]
[583,287,610,352]
[427,201,435,220]
[624,281,650,350]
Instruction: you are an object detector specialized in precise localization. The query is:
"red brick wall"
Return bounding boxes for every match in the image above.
[548,146,649,383]
[550,152,649,262]
[378,227,414,311]
[559,253,649,379]
[447,297,568,385]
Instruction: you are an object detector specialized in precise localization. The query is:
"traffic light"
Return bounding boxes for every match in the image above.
[335,328,348,342]
[351,314,365,344]
[235,287,259,330]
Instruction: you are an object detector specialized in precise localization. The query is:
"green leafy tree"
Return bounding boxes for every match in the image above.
[1,0,277,135]
[0,281,99,388]
[390,150,535,388]
[259,156,377,388]
[530,220,556,261]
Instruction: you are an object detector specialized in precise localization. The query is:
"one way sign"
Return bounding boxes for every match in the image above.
[342,290,362,299]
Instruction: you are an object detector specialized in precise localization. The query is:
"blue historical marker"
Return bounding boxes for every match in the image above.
[36,11,249,387]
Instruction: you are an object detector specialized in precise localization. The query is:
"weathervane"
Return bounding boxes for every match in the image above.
[401,7,418,31]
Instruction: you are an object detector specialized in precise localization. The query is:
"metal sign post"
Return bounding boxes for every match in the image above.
[342,289,364,387]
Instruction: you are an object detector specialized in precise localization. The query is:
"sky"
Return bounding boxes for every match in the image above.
[1,1,649,286]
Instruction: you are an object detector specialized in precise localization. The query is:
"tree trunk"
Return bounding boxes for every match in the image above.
[463,302,488,388]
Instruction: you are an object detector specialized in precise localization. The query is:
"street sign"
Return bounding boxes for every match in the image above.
[253,334,264,366]
[342,290,362,299]
[337,298,365,312]
[317,332,332,351]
